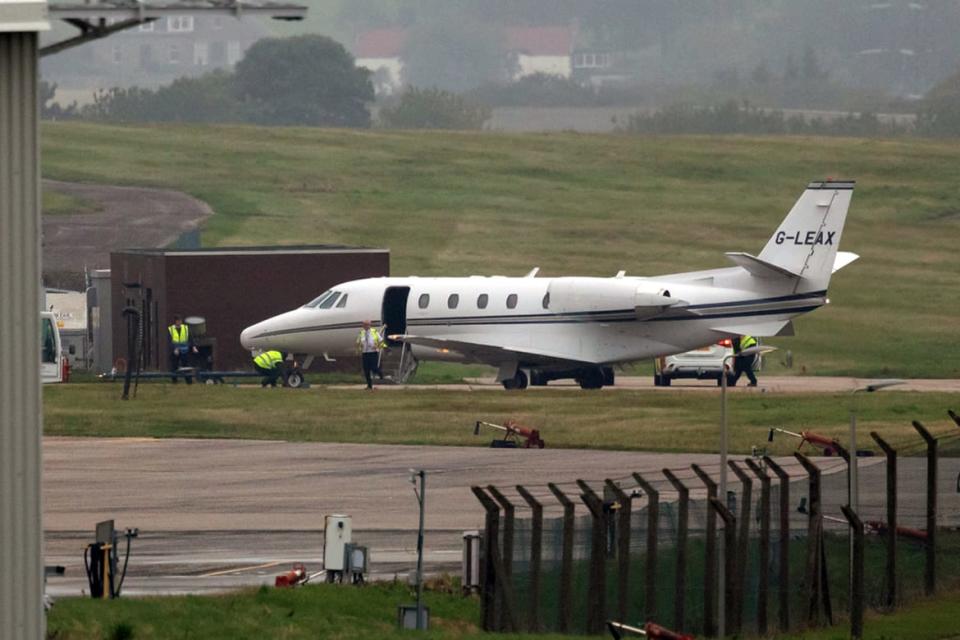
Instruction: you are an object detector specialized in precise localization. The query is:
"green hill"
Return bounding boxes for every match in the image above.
[41,123,960,378]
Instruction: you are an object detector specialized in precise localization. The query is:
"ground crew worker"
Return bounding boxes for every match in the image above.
[731,334,759,386]
[168,315,197,384]
[356,320,387,390]
[252,349,287,387]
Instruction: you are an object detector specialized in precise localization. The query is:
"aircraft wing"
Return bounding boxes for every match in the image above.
[393,334,596,366]
[709,319,795,337]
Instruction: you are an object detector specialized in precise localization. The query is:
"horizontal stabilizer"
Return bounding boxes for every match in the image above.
[832,251,859,274]
[710,319,795,337]
[725,252,802,279]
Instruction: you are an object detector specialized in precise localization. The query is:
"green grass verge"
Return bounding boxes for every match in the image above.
[44,384,960,455]
[41,123,960,379]
[45,581,960,640]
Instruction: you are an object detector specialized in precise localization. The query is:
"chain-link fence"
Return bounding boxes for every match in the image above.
[472,422,960,636]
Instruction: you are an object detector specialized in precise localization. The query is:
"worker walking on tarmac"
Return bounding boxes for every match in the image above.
[356,320,387,390]
[168,315,198,384]
[252,349,288,388]
[731,334,759,387]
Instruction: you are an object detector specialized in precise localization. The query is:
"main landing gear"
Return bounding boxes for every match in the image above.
[502,367,614,390]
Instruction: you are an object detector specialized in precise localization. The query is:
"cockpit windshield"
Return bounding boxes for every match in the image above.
[304,290,343,309]
[305,290,332,308]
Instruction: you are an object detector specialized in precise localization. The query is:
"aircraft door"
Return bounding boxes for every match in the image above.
[381,286,410,344]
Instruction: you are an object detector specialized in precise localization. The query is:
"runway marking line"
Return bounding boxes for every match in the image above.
[199,560,283,577]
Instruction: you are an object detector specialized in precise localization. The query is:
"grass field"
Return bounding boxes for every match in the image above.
[40,123,960,379]
[45,581,960,640]
[44,384,960,455]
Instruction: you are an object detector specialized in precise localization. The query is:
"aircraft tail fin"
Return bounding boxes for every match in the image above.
[756,181,854,290]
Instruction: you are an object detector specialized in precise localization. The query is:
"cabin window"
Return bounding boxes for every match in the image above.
[336,294,348,308]
[305,290,332,308]
[506,294,518,309]
[318,292,341,309]
[418,293,430,309]
[447,293,459,309]
[542,292,550,309]
[477,293,488,309]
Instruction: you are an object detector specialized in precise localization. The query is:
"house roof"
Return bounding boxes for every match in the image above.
[354,24,576,60]
[355,27,407,59]
[505,26,574,56]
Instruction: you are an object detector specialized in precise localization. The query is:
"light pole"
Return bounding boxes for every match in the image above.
[410,469,426,630]
[719,343,776,638]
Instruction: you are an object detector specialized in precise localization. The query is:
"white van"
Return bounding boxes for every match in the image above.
[41,311,63,383]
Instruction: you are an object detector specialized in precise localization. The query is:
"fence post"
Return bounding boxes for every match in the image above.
[633,472,660,623]
[604,479,632,625]
[548,482,575,634]
[795,452,825,627]
[912,420,938,595]
[488,485,515,632]
[691,463,718,638]
[840,505,865,640]
[745,458,771,636]
[471,486,501,631]
[763,456,791,632]
[869,432,897,609]
[709,496,737,632]
[663,469,689,633]
[728,461,752,635]
[578,480,607,636]
[516,485,543,633]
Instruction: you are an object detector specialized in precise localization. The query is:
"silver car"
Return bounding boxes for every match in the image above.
[654,338,761,387]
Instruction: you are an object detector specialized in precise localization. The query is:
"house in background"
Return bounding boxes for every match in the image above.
[353,24,577,96]
[41,15,269,100]
[505,26,574,79]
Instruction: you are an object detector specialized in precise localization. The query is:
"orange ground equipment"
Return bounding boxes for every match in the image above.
[607,620,695,639]
[474,419,545,449]
[769,427,844,456]
[275,563,308,588]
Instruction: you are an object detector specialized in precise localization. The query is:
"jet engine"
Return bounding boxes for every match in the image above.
[546,278,681,318]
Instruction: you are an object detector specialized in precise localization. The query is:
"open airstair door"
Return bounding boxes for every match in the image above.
[381,286,409,345]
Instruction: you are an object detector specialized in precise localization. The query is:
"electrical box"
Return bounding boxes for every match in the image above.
[323,514,352,572]
[461,530,481,594]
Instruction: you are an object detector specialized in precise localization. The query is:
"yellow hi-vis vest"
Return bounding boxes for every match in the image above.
[168,324,189,345]
[356,327,386,352]
[740,335,758,351]
[254,350,283,370]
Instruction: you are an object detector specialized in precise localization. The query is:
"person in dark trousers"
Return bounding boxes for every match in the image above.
[168,315,198,384]
[356,320,386,390]
[731,335,759,386]
[252,350,288,387]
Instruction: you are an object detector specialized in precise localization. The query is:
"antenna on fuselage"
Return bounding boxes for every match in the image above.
[524,267,540,278]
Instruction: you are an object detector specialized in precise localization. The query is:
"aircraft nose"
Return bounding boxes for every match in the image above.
[240,324,261,350]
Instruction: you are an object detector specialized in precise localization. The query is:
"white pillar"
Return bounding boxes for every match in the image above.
[1,1,48,635]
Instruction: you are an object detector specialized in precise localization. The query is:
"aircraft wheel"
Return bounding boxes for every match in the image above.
[578,368,604,390]
[502,370,528,390]
[602,367,615,386]
[285,370,304,388]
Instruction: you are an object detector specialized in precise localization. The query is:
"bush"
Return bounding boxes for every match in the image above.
[82,71,240,124]
[620,100,911,137]
[378,87,490,130]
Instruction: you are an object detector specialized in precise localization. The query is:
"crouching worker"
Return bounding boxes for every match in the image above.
[252,349,288,388]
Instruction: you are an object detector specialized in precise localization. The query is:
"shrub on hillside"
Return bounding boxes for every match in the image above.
[621,100,910,137]
[378,87,491,130]
[82,71,241,123]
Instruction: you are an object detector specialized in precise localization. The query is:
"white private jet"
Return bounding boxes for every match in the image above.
[241,180,858,389]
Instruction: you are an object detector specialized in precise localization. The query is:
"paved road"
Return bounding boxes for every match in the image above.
[43,437,959,596]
